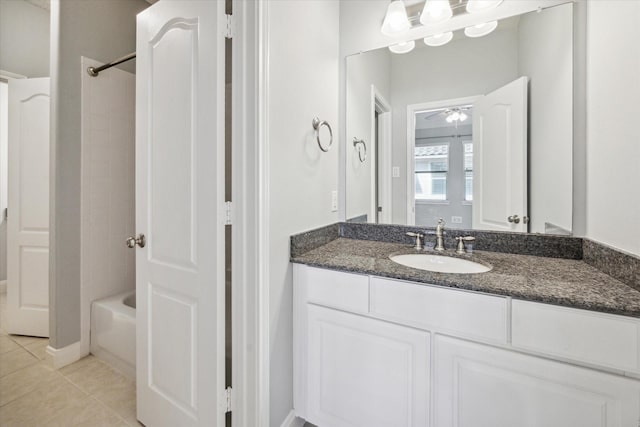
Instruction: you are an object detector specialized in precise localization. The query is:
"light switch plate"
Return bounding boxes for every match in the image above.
[331,190,338,212]
[392,167,400,178]
[451,216,463,224]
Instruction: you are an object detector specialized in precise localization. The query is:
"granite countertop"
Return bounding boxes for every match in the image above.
[291,237,640,318]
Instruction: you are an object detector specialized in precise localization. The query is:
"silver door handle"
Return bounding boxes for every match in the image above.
[507,215,520,224]
[126,234,146,248]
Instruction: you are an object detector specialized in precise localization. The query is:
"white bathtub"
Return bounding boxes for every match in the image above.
[90,290,136,379]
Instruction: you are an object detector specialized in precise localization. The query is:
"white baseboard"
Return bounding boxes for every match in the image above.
[46,341,86,369]
[0,280,6,293]
[280,410,305,427]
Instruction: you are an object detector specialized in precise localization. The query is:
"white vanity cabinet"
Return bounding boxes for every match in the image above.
[433,335,640,427]
[293,264,640,427]
[293,265,430,427]
[305,305,430,427]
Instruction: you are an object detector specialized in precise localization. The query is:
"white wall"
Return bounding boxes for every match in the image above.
[49,0,148,349]
[345,48,391,222]
[0,82,7,282]
[266,1,340,425]
[389,32,519,224]
[79,57,135,355]
[518,3,573,234]
[586,1,640,255]
[0,0,50,77]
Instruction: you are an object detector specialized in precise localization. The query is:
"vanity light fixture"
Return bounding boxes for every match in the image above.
[420,0,453,25]
[466,0,504,14]
[424,31,453,47]
[464,20,498,37]
[389,40,416,54]
[381,1,411,36]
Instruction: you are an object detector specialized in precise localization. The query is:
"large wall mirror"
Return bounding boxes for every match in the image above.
[345,2,573,235]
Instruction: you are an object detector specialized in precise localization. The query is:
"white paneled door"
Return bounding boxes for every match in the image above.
[6,78,50,337]
[136,1,225,426]
[472,77,528,232]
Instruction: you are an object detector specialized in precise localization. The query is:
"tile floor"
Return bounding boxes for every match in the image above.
[0,291,141,426]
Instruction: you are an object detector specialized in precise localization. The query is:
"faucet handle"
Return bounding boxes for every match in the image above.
[455,236,476,254]
[406,232,424,250]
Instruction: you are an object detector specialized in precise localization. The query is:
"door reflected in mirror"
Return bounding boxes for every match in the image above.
[345,2,573,235]
[412,103,474,230]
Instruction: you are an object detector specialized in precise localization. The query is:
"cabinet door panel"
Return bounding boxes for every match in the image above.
[307,305,430,427]
[434,335,640,427]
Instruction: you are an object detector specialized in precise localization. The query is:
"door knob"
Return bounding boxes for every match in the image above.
[507,215,520,224]
[126,234,146,248]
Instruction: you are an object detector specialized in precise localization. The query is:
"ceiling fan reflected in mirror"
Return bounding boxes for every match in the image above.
[421,106,472,125]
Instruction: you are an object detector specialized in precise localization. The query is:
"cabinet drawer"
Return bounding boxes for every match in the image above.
[512,300,640,373]
[301,266,369,314]
[370,277,508,344]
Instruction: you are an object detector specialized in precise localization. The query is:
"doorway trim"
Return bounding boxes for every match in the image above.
[371,86,392,224]
[406,95,480,226]
[230,0,270,425]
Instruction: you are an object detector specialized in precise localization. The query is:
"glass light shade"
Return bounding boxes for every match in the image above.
[381,1,411,36]
[464,20,498,38]
[451,111,460,121]
[459,112,468,121]
[420,0,453,25]
[424,31,453,47]
[389,40,416,54]
[466,0,504,14]
[446,115,454,123]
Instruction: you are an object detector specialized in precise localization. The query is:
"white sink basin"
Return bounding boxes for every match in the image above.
[389,253,491,274]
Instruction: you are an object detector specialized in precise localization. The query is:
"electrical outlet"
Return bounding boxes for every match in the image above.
[331,190,338,212]
[451,216,463,224]
[392,167,400,178]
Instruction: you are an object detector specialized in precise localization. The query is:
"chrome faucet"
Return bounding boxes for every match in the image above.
[434,218,445,251]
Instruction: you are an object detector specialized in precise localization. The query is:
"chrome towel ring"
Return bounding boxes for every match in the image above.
[312,117,333,152]
[353,138,366,162]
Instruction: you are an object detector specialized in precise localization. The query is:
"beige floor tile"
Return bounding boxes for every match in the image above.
[0,375,88,427]
[23,338,49,360]
[0,361,61,406]
[0,335,20,354]
[46,396,128,427]
[58,354,103,376]
[0,295,141,426]
[65,357,131,395]
[92,379,137,424]
[9,334,44,346]
[0,347,38,377]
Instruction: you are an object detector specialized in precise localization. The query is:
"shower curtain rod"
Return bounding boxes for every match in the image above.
[87,52,136,77]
